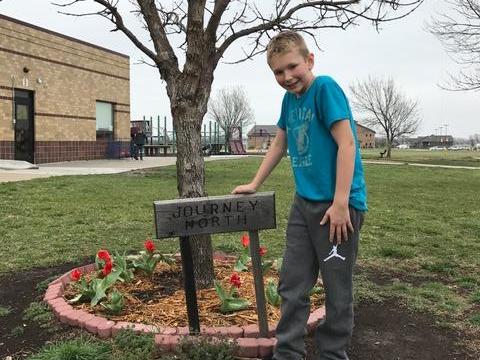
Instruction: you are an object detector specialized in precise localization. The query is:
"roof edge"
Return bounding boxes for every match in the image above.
[0,14,129,59]
[355,121,376,133]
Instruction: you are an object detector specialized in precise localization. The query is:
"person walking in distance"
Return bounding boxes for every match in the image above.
[134,128,147,160]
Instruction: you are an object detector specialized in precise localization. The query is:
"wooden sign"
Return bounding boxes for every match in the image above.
[153,192,276,238]
[153,192,276,338]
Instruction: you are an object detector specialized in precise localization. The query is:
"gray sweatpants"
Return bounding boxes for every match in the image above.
[274,194,364,360]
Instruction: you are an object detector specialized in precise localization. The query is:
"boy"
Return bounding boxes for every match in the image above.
[232,31,367,360]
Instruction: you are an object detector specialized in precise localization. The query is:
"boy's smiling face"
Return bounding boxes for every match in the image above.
[269,47,315,96]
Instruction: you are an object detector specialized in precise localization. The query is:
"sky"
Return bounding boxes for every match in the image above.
[1,0,479,139]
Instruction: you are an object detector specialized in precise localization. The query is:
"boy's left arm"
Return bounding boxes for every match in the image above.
[320,120,356,244]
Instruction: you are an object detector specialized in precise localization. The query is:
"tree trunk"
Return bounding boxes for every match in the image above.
[225,131,231,154]
[170,83,215,289]
[161,19,218,285]
[386,137,393,159]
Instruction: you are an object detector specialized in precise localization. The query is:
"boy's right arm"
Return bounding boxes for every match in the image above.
[232,128,287,194]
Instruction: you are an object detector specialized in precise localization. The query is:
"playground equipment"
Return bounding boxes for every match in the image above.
[131,116,247,156]
[228,125,247,155]
[229,139,247,155]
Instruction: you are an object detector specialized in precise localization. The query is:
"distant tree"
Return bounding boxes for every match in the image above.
[208,87,254,153]
[428,0,480,91]
[470,133,480,146]
[375,136,388,148]
[56,0,424,287]
[453,137,469,145]
[350,76,421,158]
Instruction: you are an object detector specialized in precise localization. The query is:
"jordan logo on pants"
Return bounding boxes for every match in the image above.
[323,245,346,262]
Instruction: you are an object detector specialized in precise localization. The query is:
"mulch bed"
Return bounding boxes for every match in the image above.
[63,259,324,327]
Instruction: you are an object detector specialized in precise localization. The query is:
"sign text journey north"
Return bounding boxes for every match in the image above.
[153,192,276,338]
[154,192,275,239]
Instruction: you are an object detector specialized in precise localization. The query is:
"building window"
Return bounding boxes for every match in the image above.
[96,101,113,140]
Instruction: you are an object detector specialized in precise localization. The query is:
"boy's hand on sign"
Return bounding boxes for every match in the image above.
[320,203,354,244]
[231,183,257,194]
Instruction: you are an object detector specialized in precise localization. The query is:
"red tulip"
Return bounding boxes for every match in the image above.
[102,260,113,276]
[70,268,81,281]
[259,246,267,257]
[241,234,250,248]
[97,249,111,263]
[144,239,155,253]
[230,272,242,288]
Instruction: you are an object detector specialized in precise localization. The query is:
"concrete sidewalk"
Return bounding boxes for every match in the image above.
[363,159,480,170]
[0,155,243,183]
[3,156,476,184]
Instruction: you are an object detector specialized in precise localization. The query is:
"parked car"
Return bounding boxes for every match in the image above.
[396,144,410,149]
[429,146,446,151]
[448,145,470,151]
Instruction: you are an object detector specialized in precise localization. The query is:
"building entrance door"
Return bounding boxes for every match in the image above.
[14,89,35,163]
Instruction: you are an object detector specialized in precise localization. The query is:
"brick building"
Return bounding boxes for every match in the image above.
[0,14,130,164]
[247,122,376,150]
[355,122,376,148]
[247,125,277,150]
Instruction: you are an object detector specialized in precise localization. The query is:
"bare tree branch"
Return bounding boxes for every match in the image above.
[157,2,187,35]
[215,0,424,63]
[133,58,158,68]
[136,0,180,82]
[54,0,158,62]
[428,0,480,91]
[54,0,425,70]
[216,1,361,61]
[183,0,208,77]
[205,0,232,43]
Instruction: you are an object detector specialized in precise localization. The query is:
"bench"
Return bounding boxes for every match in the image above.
[202,143,223,156]
[143,144,171,156]
[379,149,387,158]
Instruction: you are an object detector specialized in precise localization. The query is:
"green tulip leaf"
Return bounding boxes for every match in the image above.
[220,298,251,313]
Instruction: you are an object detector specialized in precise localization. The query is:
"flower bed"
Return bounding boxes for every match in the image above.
[44,236,326,359]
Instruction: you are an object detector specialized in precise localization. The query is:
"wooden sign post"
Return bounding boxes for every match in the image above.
[153,192,276,337]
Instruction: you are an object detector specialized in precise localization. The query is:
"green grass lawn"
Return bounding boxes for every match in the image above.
[1,157,479,334]
[361,148,480,167]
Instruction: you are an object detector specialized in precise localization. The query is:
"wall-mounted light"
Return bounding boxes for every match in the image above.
[22,67,30,87]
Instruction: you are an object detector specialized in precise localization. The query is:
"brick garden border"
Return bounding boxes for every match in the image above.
[44,262,326,359]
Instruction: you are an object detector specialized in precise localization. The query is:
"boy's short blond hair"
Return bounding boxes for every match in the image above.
[266,31,310,63]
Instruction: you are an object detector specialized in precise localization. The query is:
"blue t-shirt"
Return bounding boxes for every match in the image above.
[277,76,367,211]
